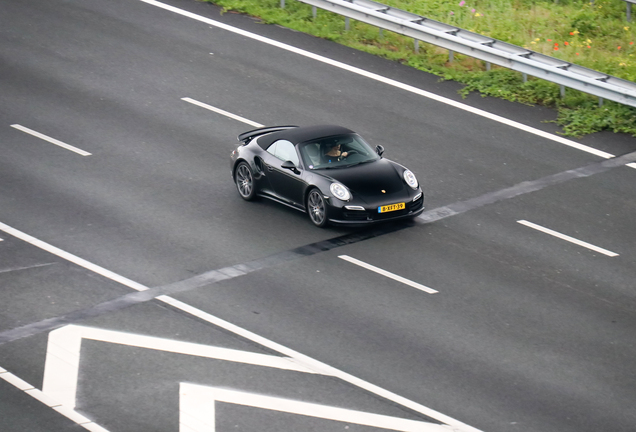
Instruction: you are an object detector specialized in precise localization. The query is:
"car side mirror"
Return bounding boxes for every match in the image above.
[375,145,385,157]
[281,160,300,174]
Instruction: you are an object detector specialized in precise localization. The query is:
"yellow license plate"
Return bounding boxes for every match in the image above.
[378,202,405,213]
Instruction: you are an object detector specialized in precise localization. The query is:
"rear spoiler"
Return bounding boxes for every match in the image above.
[237,125,297,144]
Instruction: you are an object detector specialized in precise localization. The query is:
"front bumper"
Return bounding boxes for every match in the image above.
[327,192,425,225]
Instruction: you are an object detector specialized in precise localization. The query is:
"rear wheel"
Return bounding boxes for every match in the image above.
[235,162,256,201]
[307,188,328,227]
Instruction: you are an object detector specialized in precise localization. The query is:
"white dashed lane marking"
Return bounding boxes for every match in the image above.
[181,98,264,128]
[518,220,619,257]
[339,255,438,294]
[10,125,91,156]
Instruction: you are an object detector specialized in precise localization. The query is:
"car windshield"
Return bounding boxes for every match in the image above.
[298,134,380,170]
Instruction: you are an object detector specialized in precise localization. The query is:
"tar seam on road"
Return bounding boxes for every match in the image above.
[1,150,635,346]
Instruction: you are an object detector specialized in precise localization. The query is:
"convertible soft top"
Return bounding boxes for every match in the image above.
[245,125,356,149]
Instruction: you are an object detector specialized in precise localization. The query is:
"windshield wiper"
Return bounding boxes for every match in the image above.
[343,159,375,168]
[316,165,344,169]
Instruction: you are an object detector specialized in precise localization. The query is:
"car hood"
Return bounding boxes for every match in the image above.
[321,159,407,199]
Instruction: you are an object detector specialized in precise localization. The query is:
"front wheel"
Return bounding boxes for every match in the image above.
[235,161,256,201]
[307,188,328,228]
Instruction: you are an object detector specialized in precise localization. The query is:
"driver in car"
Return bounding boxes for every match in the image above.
[324,143,349,163]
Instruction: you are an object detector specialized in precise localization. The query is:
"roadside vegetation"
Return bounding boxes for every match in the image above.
[205,0,636,137]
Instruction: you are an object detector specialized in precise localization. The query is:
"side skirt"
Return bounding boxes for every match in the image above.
[257,192,306,213]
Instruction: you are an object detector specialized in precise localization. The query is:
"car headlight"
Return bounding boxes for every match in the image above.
[330,183,351,201]
[403,169,418,189]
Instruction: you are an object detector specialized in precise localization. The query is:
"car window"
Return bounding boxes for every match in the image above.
[268,140,299,166]
[299,142,322,168]
[299,134,379,169]
[266,141,277,157]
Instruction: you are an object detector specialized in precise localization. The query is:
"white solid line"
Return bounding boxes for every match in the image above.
[11,125,91,156]
[517,220,619,257]
[181,98,264,128]
[157,296,480,430]
[0,370,34,390]
[41,325,318,410]
[339,255,438,294]
[141,0,635,167]
[42,325,319,409]
[181,384,455,432]
[0,366,109,432]
[25,388,62,407]
[0,220,477,432]
[52,405,92,424]
[0,221,148,292]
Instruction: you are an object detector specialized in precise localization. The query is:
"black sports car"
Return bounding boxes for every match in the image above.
[230,125,424,227]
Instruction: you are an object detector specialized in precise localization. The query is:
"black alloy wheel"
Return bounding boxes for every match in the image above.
[307,188,328,227]
[235,162,256,201]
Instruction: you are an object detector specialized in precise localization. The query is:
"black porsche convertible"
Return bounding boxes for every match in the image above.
[230,125,424,227]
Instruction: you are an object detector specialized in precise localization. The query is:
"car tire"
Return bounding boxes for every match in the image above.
[307,188,328,228]
[235,161,256,201]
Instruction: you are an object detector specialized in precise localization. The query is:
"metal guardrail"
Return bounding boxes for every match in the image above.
[285,0,636,108]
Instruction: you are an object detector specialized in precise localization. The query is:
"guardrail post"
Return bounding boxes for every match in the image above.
[414,39,419,53]
[280,0,285,8]
[312,6,317,19]
[345,17,350,31]
[628,2,632,22]
[599,97,604,107]
[486,62,491,71]
[523,73,528,83]
[560,85,565,98]
[449,50,454,63]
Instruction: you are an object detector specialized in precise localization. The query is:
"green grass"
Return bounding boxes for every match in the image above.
[205,0,636,137]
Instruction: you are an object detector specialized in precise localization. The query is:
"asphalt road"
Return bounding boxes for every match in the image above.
[1,0,635,431]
